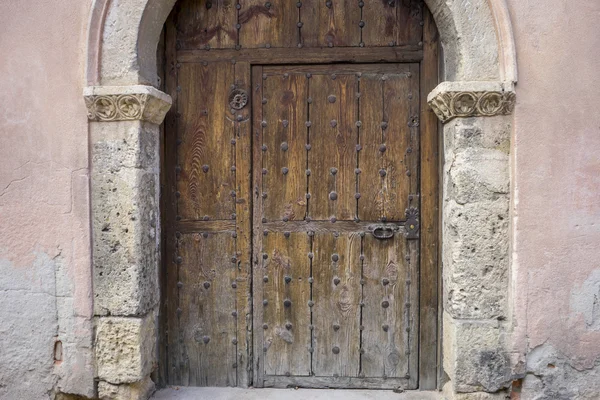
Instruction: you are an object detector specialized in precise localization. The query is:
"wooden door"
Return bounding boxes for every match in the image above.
[253,63,420,389]
[161,0,439,390]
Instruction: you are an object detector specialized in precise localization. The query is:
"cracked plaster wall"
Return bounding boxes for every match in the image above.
[508,0,600,398]
[0,1,95,399]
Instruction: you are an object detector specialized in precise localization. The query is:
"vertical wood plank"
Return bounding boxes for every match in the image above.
[177,62,236,221]
[251,65,266,387]
[239,0,299,48]
[396,0,424,46]
[262,72,308,222]
[175,0,237,50]
[164,15,181,386]
[360,0,398,47]
[301,0,361,47]
[312,233,361,377]
[308,73,357,221]
[419,6,440,390]
[381,70,413,220]
[178,233,237,386]
[234,61,252,387]
[361,233,410,378]
[263,232,312,376]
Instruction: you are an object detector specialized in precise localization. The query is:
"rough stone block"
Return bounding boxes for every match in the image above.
[92,166,159,316]
[95,313,156,384]
[90,121,159,173]
[442,382,508,400]
[98,377,155,400]
[443,199,509,319]
[443,313,512,393]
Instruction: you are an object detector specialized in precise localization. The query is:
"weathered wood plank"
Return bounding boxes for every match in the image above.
[178,233,237,386]
[251,65,266,387]
[262,232,312,376]
[396,0,424,47]
[361,0,398,47]
[307,73,358,221]
[381,69,414,220]
[177,46,423,64]
[263,375,410,389]
[263,221,407,235]
[301,0,361,47]
[234,61,252,387]
[419,6,440,390]
[238,0,299,48]
[175,0,237,50]
[262,72,308,222]
[312,233,361,377]
[177,62,236,221]
[361,233,409,378]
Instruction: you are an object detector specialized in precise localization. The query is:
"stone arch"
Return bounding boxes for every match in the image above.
[86,0,517,86]
[85,1,518,398]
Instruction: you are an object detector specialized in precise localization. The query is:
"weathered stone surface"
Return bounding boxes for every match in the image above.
[442,382,508,400]
[443,313,512,393]
[95,313,156,384]
[91,121,160,317]
[98,376,155,400]
[443,199,510,319]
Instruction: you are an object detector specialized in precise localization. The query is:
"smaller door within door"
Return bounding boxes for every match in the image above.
[252,64,421,389]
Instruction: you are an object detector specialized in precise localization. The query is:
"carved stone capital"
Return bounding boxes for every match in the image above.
[84,85,172,125]
[427,81,516,123]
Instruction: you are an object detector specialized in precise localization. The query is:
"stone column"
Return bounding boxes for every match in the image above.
[84,86,171,400]
[429,82,516,399]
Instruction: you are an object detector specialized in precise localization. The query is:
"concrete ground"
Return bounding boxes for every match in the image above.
[152,387,442,400]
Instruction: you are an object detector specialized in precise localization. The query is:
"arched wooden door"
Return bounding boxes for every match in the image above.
[160,0,439,390]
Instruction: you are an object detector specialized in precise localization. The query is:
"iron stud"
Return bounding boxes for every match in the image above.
[329,191,338,201]
[204,282,211,289]
[305,144,312,151]
[358,1,364,7]
[308,301,314,307]
[328,95,336,103]
[326,0,332,7]
[381,121,388,130]
[263,276,269,283]
[330,120,338,128]
[309,348,314,353]
[360,301,365,307]
[382,300,390,308]
[306,193,311,199]
[265,1,271,8]
[359,254,365,261]
[355,193,361,199]
[356,144,362,151]
[175,191,181,198]
[333,231,340,237]
[328,42,333,48]
[282,120,289,128]
[202,165,209,173]
[284,231,291,238]
[379,144,387,153]
[330,217,337,223]
[333,277,341,286]
[360,279,366,285]
[262,74,267,80]
[284,299,292,307]
[283,216,289,222]
[355,168,362,174]
[262,98,267,104]
[263,300,268,306]
[297,1,302,7]
[379,169,387,177]
[232,282,237,289]
[176,308,182,316]
[203,232,209,238]
[359,20,365,28]
[382,278,390,286]
[308,253,314,259]
[262,168,268,175]
[306,73,312,79]
[232,232,237,238]
[177,281,183,288]
[331,254,339,262]
[383,324,389,332]
[356,121,362,127]
[297,22,304,28]
[332,346,340,354]
[232,338,238,345]
[263,253,268,260]
[407,147,413,153]
[202,336,210,344]
[263,323,268,329]
[308,277,314,283]
[308,231,314,237]
[176,256,182,264]
[265,43,271,49]
[231,166,237,172]
[333,324,340,331]
[306,169,311,176]
[331,74,337,80]
[285,276,292,283]
[262,217,267,222]
[406,170,411,176]
[231,256,237,263]
[359,42,364,47]
[330,167,338,175]
[262,193,268,199]
[282,167,289,175]
[232,311,238,317]
[297,43,303,48]
[305,121,312,127]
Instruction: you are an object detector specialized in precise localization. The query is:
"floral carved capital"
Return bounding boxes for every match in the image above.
[427,81,516,123]
[84,86,172,125]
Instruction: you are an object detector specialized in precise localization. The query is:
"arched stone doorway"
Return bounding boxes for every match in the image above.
[84,0,517,398]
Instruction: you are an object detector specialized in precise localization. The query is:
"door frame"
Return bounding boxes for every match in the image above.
[158,8,440,389]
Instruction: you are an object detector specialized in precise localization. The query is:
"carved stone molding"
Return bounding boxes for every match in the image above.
[427,81,516,123]
[84,85,172,125]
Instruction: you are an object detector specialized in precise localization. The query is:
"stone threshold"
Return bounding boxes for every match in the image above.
[152,387,443,400]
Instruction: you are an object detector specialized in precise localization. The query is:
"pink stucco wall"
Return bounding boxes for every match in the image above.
[0,1,95,398]
[0,0,599,398]
[509,0,600,395]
